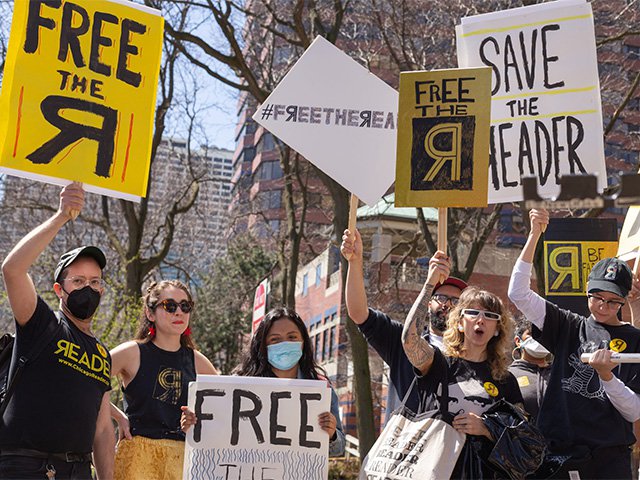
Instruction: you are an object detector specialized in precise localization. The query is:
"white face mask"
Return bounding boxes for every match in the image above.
[520,337,551,359]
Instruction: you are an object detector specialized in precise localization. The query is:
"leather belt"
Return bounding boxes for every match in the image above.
[0,447,92,463]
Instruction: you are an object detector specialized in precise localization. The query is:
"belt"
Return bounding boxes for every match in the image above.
[0,448,92,463]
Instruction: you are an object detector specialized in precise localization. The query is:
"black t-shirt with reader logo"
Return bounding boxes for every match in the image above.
[0,297,111,453]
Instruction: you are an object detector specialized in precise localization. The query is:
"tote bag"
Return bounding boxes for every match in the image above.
[359,378,466,480]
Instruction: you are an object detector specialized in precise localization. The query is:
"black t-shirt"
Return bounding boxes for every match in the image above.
[533,301,640,453]
[0,297,111,453]
[507,359,551,420]
[123,341,196,441]
[418,348,523,417]
[357,309,424,415]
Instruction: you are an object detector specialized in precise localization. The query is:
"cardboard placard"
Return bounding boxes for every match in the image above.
[395,67,491,207]
[456,0,606,204]
[0,0,164,201]
[184,375,331,480]
[253,36,397,207]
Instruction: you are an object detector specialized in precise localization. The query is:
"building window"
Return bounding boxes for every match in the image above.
[315,264,322,287]
[314,333,321,362]
[329,326,337,359]
[302,273,309,296]
[321,331,328,362]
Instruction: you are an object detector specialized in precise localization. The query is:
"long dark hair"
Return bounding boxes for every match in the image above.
[234,307,325,379]
[133,280,197,350]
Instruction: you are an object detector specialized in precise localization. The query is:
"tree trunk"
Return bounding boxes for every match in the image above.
[326,177,376,459]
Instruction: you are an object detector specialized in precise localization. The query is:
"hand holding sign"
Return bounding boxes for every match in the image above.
[59,182,84,221]
[428,251,451,286]
[341,228,363,265]
[529,208,549,237]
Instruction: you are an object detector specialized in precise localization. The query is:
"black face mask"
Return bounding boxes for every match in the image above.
[62,285,101,320]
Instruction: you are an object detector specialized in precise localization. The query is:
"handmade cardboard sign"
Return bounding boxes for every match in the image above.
[0,0,164,201]
[252,36,398,206]
[395,67,491,207]
[456,0,606,204]
[184,375,331,480]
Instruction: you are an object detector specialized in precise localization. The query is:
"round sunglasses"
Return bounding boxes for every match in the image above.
[154,299,194,314]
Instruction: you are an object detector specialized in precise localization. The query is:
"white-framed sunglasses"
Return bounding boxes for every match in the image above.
[461,308,501,321]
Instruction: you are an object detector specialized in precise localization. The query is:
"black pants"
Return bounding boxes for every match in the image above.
[0,455,92,480]
[548,445,632,480]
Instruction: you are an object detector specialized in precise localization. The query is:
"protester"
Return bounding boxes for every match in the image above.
[0,183,114,479]
[508,208,640,479]
[341,228,466,417]
[508,316,552,419]
[109,280,219,480]
[181,307,346,456]
[401,252,529,477]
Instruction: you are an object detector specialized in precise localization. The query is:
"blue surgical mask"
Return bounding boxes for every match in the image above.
[267,341,303,371]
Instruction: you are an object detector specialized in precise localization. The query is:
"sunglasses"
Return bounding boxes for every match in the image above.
[461,308,501,321]
[155,299,194,314]
[432,293,459,306]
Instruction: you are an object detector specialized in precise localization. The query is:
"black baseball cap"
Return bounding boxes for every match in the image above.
[54,246,107,283]
[587,257,632,299]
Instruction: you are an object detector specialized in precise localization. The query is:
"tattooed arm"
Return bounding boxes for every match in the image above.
[402,251,450,375]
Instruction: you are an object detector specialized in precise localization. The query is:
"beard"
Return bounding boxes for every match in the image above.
[429,309,447,334]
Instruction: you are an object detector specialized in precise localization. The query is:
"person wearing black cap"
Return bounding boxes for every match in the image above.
[341,228,467,419]
[509,208,640,479]
[0,183,115,479]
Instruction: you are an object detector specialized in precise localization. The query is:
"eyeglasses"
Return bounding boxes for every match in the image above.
[432,293,459,306]
[587,294,624,309]
[461,309,501,321]
[63,276,106,291]
[154,299,194,314]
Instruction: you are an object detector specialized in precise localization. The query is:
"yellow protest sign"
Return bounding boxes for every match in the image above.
[544,241,619,296]
[0,0,164,201]
[395,67,491,207]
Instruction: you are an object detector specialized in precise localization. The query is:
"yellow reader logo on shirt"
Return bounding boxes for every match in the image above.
[517,376,530,388]
[609,339,627,353]
[484,382,499,397]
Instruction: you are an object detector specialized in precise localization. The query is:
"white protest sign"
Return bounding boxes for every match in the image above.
[184,375,331,480]
[253,36,398,206]
[456,0,606,204]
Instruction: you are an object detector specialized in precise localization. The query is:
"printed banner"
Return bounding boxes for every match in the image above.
[543,217,618,317]
[456,0,606,204]
[184,375,331,480]
[253,36,397,206]
[395,67,491,207]
[0,0,164,201]
[544,240,619,296]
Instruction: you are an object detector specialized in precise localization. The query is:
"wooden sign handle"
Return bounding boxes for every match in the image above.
[634,248,640,278]
[437,208,448,283]
[438,207,447,253]
[348,194,359,233]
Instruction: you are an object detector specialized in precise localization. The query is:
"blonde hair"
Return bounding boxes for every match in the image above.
[443,286,513,381]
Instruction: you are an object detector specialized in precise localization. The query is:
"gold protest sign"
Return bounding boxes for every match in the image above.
[0,0,164,201]
[395,67,491,207]
[544,240,619,296]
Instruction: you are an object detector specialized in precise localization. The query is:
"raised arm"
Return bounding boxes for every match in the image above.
[402,251,449,375]
[341,228,368,324]
[508,209,548,330]
[2,183,84,325]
